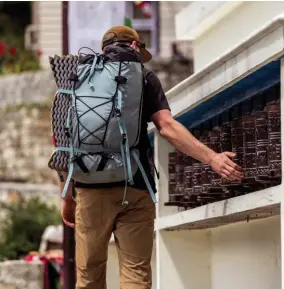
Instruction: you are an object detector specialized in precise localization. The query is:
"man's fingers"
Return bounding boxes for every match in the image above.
[220,164,243,180]
[224,156,243,173]
[221,169,235,181]
[225,165,243,179]
[224,151,236,159]
[221,173,228,179]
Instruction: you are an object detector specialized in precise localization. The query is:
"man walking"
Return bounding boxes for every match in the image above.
[58,26,243,289]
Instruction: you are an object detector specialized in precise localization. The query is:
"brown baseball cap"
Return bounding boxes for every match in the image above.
[101,26,152,63]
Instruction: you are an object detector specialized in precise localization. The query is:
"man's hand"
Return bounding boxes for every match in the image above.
[61,198,76,228]
[57,172,76,228]
[209,152,243,181]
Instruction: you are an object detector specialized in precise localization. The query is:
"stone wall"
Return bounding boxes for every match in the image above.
[0,260,44,289]
[0,105,57,184]
[0,183,60,209]
[0,70,56,109]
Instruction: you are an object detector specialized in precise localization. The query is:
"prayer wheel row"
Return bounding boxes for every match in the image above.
[166,85,281,209]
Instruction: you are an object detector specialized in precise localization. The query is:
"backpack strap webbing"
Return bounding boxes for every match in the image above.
[146,135,160,180]
[114,63,134,186]
[57,86,76,198]
[57,89,73,95]
[116,92,133,184]
[132,150,157,203]
[115,90,133,205]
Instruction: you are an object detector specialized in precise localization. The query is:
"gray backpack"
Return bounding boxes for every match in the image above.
[55,46,156,204]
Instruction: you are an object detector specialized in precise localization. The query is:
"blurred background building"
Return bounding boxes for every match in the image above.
[28,1,193,90]
[0,1,193,186]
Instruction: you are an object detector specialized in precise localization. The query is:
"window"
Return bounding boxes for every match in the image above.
[125,1,158,56]
[136,30,152,48]
[132,2,151,19]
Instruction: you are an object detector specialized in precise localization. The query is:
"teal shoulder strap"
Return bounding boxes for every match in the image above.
[132,150,157,204]
[57,89,73,95]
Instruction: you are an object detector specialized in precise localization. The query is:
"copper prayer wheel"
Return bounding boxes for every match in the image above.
[209,129,222,188]
[175,151,185,196]
[183,156,198,208]
[242,114,257,184]
[267,103,281,180]
[200,134,212,192]
[230,118,243,186]
[199,133,215,204]
[167,151,180,204]
[165,84,281,210]
[220,125,232,188]
[255,110,270,182]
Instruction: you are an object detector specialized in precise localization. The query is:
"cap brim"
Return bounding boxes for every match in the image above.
[141,48,152,63]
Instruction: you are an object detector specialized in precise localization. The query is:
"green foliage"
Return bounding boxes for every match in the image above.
[124,17,133,28]
[0,197,61,261]
[3,101,51,113]
[0,1,41,75]
[0,49,41,75]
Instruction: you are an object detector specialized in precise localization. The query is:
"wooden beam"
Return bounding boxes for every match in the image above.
[62,2,76,289]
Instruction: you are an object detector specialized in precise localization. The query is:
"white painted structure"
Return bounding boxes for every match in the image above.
[151,15,284,289]
[176,1,284,71]
[31,1,63,68]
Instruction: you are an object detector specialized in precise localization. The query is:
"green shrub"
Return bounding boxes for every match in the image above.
[0,197,61,261]
[0,2,41,75]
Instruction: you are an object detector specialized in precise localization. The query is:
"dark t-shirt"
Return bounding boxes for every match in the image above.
[75,68,170,191]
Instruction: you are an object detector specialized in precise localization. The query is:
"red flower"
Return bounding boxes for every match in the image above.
[0,41,6,57]
[9,47,17,55]
[37,50,43,57]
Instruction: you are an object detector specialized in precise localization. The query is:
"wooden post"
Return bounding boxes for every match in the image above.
[62,2,76,289]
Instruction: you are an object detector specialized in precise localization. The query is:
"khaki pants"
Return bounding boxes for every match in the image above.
[75,186,155,289]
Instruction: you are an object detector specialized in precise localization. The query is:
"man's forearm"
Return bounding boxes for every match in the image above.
[159,119,218,165]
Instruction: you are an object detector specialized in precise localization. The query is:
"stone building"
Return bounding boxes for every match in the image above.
[28,1,193,91]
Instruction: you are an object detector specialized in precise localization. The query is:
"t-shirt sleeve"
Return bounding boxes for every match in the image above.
[143,70,171,122]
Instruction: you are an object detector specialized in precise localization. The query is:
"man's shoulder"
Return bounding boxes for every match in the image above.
[143,67,152,77]
[142,68,161,86]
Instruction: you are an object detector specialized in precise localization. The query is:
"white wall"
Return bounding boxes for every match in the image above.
[159,1,190,58]
[37,1,63,68]
[193,1,284,71]
[210,216,281,289]
[156,216,281,289]
[157,230,211,289]
[175,1,225,40]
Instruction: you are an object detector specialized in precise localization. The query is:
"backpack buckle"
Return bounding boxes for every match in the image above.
[122,133,127,145]
[115,76,127,84]
[115,108,121,117]
[64,128,70,138]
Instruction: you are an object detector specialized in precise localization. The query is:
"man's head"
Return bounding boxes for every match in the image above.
[101,26,152,63]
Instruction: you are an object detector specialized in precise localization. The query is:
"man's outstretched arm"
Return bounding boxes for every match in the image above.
[152,109,243,181]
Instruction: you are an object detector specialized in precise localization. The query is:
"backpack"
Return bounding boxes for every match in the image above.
[50,45,157,204]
